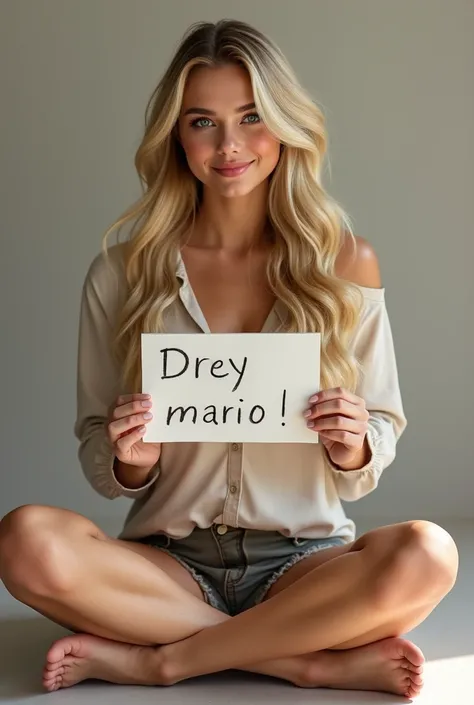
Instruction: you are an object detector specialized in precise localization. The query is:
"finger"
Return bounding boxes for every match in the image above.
[109,394,152,422]
[108,411,153,444]
[116,393,151,408]
[317,429,363,447]
[112,398,153,422]
[308,415,367,435]
[308,387,364,407]
[305,399,368,422]
[115,425,147,457]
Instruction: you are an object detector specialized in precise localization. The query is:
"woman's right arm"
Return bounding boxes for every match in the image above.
[73,248,161,500]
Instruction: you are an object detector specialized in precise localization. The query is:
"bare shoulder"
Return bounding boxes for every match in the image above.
[335,233,382,289]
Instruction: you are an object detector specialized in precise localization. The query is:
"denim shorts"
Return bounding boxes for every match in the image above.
[138,525,347,616]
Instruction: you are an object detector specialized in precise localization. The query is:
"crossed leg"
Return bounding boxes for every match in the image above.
[0,506,458,698]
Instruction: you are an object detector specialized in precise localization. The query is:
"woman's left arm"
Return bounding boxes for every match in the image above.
[305,239,407,501]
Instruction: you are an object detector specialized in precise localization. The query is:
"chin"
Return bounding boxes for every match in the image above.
[211,175,269,199]
[218,184,258,198]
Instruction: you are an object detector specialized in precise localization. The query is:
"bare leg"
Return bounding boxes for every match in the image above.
[0,505,353,689]
[42,521,454,699]
[159,520,458,684]
[0,508,457,697]
[42,541,427,698]
[0,505,226,645]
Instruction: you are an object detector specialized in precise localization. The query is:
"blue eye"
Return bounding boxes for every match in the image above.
[243,113,261,124]
[190,113,261,129]
[190,117,214,129]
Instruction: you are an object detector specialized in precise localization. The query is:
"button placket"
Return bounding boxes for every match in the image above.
[222,442,243,526]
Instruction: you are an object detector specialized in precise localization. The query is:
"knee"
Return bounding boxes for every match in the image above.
[0,504,79,597]
[402,520,458,588]
[372,520,459,608]
[0,504,44,559]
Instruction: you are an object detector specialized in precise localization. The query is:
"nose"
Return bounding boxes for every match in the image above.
[216,124,242,155]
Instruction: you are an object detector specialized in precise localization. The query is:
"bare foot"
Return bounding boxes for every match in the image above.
[42,634,165,691]
[43,633,424,699]
[298,637,424,699]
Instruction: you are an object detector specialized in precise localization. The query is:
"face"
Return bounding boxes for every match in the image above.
[177,64,281,198]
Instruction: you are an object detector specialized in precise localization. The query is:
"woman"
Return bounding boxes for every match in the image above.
[0,19,458,698]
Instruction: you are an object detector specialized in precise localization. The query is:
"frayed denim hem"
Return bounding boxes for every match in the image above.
[251,539,346,607]
[156,547,225,613]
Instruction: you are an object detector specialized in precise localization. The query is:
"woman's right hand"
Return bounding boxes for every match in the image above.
[107,393,161,469]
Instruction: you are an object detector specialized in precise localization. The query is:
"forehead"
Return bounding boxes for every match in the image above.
[181,64,254,110]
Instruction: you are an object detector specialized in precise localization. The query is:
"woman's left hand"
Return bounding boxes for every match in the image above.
[304,387,371,469]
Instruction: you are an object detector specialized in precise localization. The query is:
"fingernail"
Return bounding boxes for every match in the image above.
[143,412,153,419]
[307,421,315,428]
[303,409,312,418]
[309,394,319,403]
[141,401,152,407]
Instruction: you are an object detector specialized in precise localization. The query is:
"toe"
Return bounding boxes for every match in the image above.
[406,678,424,698]
[43,677,59,692]
[398,669,423,700]
[44,661,59,671]
[401,658,423,674]
[406,685,421,699]
[401,641,425,668]
[46,637,74,664]
[45,659,64,669]
[43,666,64,680]
[409,672,424,687]
[46,634,89,665]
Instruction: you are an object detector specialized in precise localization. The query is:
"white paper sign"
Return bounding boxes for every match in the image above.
[141,333,320,443]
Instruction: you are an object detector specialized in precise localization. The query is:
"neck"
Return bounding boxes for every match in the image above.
[189,181,270,254]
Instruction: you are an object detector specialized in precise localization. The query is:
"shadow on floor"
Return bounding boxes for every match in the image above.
[0,616,68,699]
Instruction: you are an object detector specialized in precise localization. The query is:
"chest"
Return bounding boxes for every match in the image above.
[180,250,276,334]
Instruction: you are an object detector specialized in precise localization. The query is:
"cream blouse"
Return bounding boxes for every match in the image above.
[74,243,407,542]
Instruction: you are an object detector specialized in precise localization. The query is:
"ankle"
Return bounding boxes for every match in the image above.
[298,650,338,688]
[156,643,182,686]
[132,644,174,687]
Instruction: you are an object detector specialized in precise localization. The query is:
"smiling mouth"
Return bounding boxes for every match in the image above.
[212,161,254,177]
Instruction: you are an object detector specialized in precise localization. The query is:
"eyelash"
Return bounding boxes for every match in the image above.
[189,113,261,129]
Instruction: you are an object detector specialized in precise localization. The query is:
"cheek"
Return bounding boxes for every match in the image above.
[252,133,281,164]
[180,133,213,168]
[187,144,209,164]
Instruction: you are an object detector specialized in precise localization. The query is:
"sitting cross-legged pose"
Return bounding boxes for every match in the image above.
[0,19,458,699]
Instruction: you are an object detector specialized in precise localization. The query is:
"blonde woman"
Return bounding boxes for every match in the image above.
[0,19,458,699]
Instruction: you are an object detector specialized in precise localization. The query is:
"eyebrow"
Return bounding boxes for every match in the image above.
[183,102,256,117]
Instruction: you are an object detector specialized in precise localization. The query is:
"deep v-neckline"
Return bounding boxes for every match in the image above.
[176,250,282,334]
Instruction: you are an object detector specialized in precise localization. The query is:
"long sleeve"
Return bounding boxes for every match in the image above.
[73,246,160,500]
[326,287,407,501]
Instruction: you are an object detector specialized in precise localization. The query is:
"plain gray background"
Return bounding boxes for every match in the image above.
[1,0,473,532]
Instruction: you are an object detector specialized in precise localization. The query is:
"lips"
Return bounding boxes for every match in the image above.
[212,161,254,177]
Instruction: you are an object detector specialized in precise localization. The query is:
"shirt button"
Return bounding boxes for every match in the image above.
[231,443,240,451]
[217,524,228,535]
[229,485,237,494]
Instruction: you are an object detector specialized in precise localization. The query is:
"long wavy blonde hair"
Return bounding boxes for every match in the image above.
[102,19,364,394]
